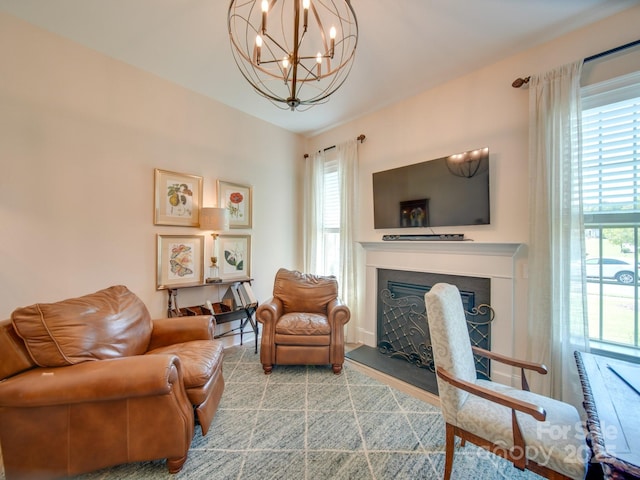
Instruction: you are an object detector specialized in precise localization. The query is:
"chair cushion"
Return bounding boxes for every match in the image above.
[273,268,337,314]
[276,312,331,336]
[146,340,224,389]
[457,379,588,480]
[11,285,152,368]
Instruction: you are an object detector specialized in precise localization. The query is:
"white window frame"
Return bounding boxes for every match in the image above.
[581,71,640,361]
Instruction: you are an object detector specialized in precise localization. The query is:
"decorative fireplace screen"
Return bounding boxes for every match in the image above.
[378,282,494,379]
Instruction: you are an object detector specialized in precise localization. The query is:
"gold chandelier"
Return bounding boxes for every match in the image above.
[228,0,358,111]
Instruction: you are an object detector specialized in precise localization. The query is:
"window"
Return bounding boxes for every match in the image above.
[319,151,340,277]
[305,140,359,329]
[581,71,640,360]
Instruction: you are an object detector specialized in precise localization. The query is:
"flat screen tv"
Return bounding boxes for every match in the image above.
[372,148,490,229]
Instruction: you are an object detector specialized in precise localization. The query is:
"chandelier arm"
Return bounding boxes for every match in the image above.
[299,55,328,61]
[229,8,289,71]
[294,50,353,101]
[296,27,307,52]
[229,13,275,73]
[299,57,327,82]
[230,52,289,105]
[256,33,290,79]
[255,58,284,66]
[321,34,357,75]
[292,31,358,81]
[299,59,355,104]
[263,32,289,57]
[323,0,357,23]
[277,0,288,51]
[296,60,320,83]
[310,3,329,57]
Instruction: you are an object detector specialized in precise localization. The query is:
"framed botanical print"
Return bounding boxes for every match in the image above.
[154,169,203,227]
[156,235,204,288]
[218,234,251,280]
[217,180,252,229]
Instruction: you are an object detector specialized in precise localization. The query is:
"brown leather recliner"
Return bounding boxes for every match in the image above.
[257,268,351,374]
[0,285,225,479]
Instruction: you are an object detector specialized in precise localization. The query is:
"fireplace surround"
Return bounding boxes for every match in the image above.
[358,241,523,390]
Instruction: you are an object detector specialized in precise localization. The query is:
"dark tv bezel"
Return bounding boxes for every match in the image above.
[372,149,490,229]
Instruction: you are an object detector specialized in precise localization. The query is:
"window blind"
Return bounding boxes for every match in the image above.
[582,72,640,224]
[323,157,340,229]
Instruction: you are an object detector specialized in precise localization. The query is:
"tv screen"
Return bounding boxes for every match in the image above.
[372,148,490,229]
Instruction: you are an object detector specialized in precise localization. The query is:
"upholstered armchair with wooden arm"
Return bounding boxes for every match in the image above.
[256,268,351,374]
[424,283,588,480]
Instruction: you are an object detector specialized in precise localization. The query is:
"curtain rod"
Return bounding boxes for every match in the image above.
[303,134,365,159]
[511,38,640,88]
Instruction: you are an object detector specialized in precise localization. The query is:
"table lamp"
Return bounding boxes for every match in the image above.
[199,207,229,283]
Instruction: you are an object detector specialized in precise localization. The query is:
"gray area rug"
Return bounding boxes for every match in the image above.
[67,344,543,480]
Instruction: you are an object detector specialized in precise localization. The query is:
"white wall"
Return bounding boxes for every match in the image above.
[2,5,639,344]
[306,5,640,357]
[0,12,304,321]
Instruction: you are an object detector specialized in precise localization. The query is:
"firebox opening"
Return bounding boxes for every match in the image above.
[347,269,493,395]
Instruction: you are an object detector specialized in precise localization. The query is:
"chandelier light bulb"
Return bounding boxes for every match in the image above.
[303,0,310,29]
[255,35,263,63]
[329,26,336,57]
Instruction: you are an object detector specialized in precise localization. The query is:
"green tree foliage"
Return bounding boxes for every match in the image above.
[603,228,635,252]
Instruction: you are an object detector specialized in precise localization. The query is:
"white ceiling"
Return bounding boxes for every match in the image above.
[1,0,638,137]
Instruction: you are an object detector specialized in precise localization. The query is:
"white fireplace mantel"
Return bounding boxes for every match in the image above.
[359,241,522,257]
[358,239,525,387]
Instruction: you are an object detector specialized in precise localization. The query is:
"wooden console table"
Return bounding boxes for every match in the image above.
[159,278,258,353]
[575,351,640,479]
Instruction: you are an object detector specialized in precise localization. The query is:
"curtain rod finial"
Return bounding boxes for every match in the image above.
[512,76,530,88]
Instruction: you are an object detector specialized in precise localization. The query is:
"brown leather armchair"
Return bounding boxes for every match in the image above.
[0,285,225,479]
[257,268,351,374]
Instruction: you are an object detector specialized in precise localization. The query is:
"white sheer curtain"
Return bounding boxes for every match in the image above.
[303,139,361,343]
[303,149,325,274]
[337,139,362,343]
[527,60,589,407]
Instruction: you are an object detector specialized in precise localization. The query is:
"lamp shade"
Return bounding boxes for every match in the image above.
[200,207,229,231]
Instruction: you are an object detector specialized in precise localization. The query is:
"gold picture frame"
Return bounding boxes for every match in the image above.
[217,180,252,229]
[218,234,251,280]
[154,169,203,227]
[156,235,204,289]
